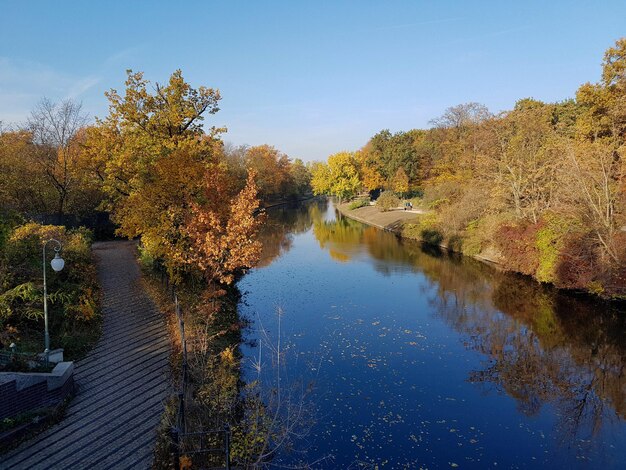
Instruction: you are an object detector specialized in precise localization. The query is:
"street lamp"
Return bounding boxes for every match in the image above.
[43,239,64,362]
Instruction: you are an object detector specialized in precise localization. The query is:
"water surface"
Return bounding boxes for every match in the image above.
[238,200,626,469]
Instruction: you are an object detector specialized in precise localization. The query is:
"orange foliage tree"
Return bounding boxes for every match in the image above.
[86,70,263,283]
[185,172,263,285]
[244,145,292,201]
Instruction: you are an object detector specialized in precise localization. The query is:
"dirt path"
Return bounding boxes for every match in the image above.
[1,241,170,470]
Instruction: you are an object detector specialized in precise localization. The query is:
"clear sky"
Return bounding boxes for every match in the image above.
[1,1,625,161]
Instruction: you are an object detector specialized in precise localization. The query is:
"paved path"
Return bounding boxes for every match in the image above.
[336,203,423,232]
[2,241,170,470]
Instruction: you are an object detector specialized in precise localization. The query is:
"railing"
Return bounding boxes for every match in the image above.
[158,268,232,470]
[171,426,231,470]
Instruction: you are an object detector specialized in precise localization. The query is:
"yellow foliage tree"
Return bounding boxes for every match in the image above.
[310,152,361,202]
[392,167,409,196]
[0,130,49,213]
[356,150,385,191]
[244,145,291,200]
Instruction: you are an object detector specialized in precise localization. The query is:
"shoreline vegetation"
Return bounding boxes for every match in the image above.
[313,39,626,301]
[336,200,625,302]
[336,200,502,265]
[0,222,101,363]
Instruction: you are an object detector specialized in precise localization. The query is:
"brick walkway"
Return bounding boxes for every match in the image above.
[1,241,170,470]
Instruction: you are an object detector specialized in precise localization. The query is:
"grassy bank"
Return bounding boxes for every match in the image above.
[335,202,624,301]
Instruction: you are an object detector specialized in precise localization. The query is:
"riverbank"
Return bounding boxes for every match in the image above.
[335,202,623,300]
[336,202,499,262]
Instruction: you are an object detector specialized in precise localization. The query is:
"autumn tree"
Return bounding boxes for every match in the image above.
[481,103,561,223]
[429,102,491,178]
[86,69,261,281]
[600,37,626,139]
[310,161,332,196]
[0,122,102,218]
[244,145,291,201]
[430,102,491,131]
[356,149,385,191]
[1,99,104,218]
[0,129,49,214]
[561,38,626,265]
[288,158,312,197]
[310,152,361,202]
[392,167,409,196]
[562,140,622,263]
[219,143,252,196]
[366,129,424,185]
[185,171,263,284]
[539,99,580,140]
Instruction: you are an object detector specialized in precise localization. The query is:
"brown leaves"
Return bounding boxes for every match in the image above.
[495,221,542,276]
[244,145,292,200]
[186,171,263,285]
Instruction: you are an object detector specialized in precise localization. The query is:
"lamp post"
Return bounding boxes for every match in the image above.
[43,239,64,362]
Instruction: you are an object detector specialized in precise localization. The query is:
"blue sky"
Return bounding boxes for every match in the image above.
[1,1,625,161]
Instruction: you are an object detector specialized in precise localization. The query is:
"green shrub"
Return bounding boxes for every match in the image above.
[401,212,445,246]
[535,213,582,283]
[348,198,369,210]
[0,211,23,252]
[462,212,517,258]
[423,229,444,246]
[402,223,422,240]
[376,192,401,212]
[0,223,100,359]
[535,228,560,283]
[461,219,482,256]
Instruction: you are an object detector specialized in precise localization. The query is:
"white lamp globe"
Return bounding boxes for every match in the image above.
[51,253,65,272]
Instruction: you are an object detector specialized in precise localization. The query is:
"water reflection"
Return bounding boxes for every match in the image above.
[443,278,626,440]
[248,200,626,467]
[257,199,328,267]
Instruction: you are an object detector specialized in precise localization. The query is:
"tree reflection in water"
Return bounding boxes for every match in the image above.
[437,269,626,452]
[256,199,327,267]
[263,201,626,454]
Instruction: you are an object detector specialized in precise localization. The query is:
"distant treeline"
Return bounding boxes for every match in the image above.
[312,39,626,298]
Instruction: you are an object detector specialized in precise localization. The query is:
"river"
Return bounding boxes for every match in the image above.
[237,199,626,469]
